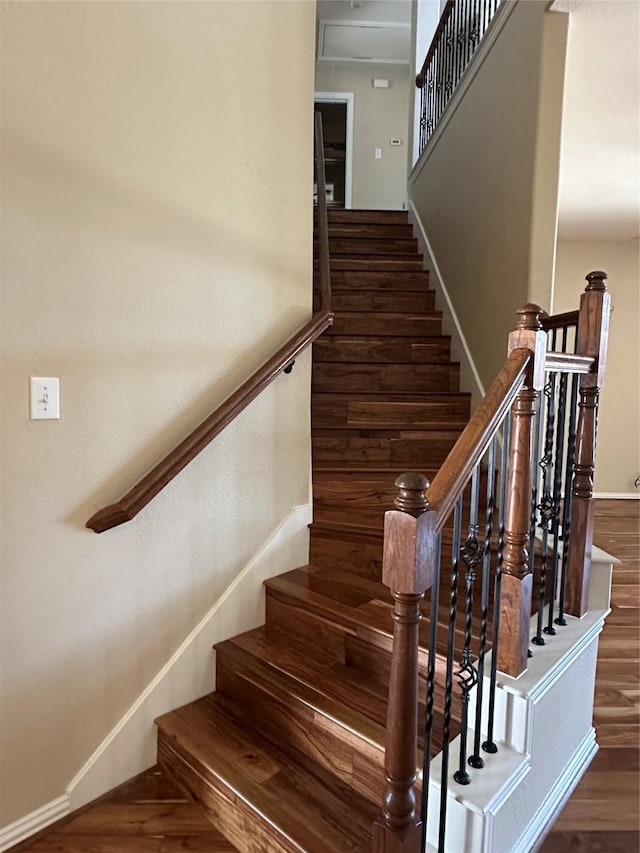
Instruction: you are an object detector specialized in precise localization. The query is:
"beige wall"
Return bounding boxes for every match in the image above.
[315,62,410,210]
[0,0,315,825]
[409,1,568,389]
[554,240,640,494]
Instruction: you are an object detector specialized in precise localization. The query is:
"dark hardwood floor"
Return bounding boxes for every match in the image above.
[12,499,639,852]
[540,499,640,853]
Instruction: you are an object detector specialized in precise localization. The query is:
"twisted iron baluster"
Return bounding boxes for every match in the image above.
[419,77,427,153]
[469,437,496,769]
[528,388,543,589]
[427,66,435,144]
[546,359,569,635]
[420,533,442,851]
[483,412,511,754]
[532,369,556,646]
[454,467,482,785]
[556,370,579,625]
[437,497,463,850]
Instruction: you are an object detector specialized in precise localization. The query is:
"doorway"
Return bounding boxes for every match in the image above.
[314,92,354,209]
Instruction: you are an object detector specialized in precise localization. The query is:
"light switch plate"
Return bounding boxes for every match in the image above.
[375,148,382,159]
[30,377,60,420]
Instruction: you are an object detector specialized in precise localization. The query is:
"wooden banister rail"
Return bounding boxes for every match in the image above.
[419,346,531,531]
[374,305,546,852]
[87,310,334,533]
[540,309,579,331]
[375,276,612,851]
[415,0,454,87]
[314,111,331,314]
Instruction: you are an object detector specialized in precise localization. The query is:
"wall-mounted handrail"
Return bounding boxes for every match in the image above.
[314,111,332,314]
[87,310,334,533]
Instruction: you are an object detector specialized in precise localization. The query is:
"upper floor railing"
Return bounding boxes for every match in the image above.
[374,272,611,852]
[86,113,333,533]
[415,0,503,155]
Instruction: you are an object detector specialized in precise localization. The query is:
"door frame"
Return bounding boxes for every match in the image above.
[314,91,354,210]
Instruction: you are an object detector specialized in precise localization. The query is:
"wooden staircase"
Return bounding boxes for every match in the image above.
[156,209,471,852]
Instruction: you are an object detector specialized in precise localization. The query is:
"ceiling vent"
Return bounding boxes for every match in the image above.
[317,20,411,65]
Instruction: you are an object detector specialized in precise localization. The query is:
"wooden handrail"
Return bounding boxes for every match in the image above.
[87,310,334,533]
[314,111,331,313]
[423,347,531,531]
[415,0,454,87]
[540,309,579,331]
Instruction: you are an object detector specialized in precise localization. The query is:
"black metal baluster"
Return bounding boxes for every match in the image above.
[528,388,543,584]
[465,0,473,69]
[454,466,482,784]
[545,349,569,634]
[437,497,463,850]
[418,76,426,154]
[444,9,454,111]
[470,0,480,59]
[469,436,496,768]
[532,367,557,646]
[426,64,435,146]
[556,369,579,625]
[421,533,442,850]
[456,0,465,86]
[483,412,511,754]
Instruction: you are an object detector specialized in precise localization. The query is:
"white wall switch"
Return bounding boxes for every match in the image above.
[373,78,389,89]
[375,148,382,159]
[30,377,60,420]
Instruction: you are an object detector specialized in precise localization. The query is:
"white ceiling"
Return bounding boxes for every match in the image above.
[554,0,640,240]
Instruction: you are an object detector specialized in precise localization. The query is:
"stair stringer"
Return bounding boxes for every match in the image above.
[422,552,613,852]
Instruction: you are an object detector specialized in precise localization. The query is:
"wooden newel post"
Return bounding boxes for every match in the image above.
[373,472,432,853]
[497,304,546,677]
[566,271,611,617]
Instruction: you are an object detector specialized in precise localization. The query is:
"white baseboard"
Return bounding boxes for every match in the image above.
[516,728,598,853]
[593,492,640,500]
[0,796,70,853]
[64,501,312,813]
[408,201,485,408]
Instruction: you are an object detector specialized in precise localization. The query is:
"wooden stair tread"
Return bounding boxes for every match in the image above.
[216,632,387,747]
[265,567,476,667]
[217,627,392,732]
[156,694,377,853]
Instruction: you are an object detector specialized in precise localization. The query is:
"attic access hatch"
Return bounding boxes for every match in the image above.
[317,20,410,65]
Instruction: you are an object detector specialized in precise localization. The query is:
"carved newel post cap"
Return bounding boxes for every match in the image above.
[585,270,608,292]
[516,303,543,331]
[394,472,429,515]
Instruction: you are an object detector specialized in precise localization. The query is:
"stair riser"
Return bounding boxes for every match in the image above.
[312,364,460,393]
[320,238,418,256]
[324,209,409,225]
[158,734,298,853]
[318,270,430,290]
[312,436,459,465]
[313,336,448,364]
[329,314,442,336]
[313,477,398,508]
[312,395,470,429]
[315,291,435,313]
[215,658,386,805]
[265,591,461,733]
[317,258,425,271]
[309,528,383,577]
[325,223,415,239]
